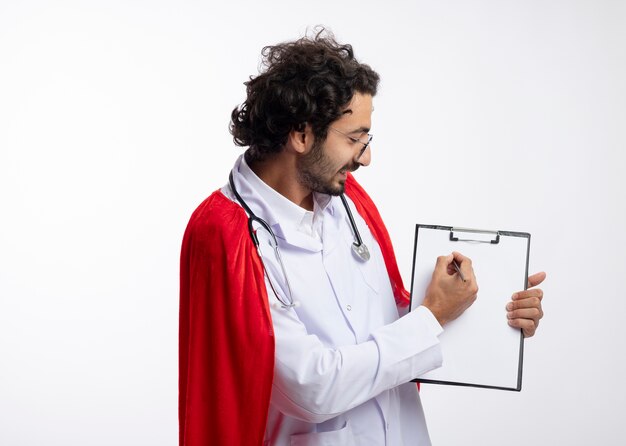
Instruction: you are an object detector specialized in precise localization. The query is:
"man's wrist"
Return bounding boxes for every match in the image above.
[417,305,444,335]
[421,303,446,327]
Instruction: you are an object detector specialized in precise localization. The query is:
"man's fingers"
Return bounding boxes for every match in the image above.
[435,254,454,272]
[506,273,545,339]
[508,317,538,338]
[452,251,473,278]
[452,251,471,265]
[511,288,543,302]
[507,307,543,321]
[507,296,543,312]
[527,271,546,288]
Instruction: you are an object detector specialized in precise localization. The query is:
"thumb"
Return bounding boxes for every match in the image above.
[528,271,546,288]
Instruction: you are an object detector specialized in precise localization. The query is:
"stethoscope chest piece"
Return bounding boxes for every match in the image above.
[352,242,370,262]
[340,194,370,263]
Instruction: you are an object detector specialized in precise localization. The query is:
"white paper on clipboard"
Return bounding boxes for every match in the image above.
[409,225,530,391]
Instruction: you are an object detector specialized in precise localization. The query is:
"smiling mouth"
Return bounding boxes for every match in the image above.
[339,164,359,176]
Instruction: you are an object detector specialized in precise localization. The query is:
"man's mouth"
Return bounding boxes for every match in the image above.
[339,164,359,176]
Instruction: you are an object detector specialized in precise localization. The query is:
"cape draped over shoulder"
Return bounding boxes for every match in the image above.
[179,173,410,445]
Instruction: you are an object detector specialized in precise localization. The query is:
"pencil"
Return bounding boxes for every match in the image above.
[452,260,467,282]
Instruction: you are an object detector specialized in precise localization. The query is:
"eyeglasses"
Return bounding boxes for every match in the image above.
[329,127,373,159]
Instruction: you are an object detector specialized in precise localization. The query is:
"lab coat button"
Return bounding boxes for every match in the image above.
[346,305,352,311]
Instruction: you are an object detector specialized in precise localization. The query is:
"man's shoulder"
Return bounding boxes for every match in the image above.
[188,189,242,223]
[183,189,248,249]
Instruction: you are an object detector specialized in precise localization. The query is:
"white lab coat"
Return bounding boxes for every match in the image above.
[223,156,444,445]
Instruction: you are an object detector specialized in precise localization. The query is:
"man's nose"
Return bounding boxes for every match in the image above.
[356,145,371,167]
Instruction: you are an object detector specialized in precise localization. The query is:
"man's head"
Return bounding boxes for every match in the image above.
[230,29,380,179]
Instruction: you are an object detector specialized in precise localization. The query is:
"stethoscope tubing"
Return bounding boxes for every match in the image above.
[228,169,369,308]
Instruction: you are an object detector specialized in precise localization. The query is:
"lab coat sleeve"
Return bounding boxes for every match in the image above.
[269,300,443,424]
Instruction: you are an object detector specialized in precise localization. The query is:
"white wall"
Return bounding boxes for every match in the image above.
[1,1,624,445]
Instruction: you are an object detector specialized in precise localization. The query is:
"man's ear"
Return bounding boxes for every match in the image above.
[287,123,312,154]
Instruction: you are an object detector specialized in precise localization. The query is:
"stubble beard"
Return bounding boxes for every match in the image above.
[297,139,349,196]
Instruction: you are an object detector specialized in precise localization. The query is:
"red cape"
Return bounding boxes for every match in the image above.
[179,174,409,445]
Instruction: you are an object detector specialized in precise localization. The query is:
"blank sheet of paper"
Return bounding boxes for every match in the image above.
[409,225,530,391]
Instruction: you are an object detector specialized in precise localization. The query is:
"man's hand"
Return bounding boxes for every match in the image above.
[506,272,546,337]
[422,252,479,326]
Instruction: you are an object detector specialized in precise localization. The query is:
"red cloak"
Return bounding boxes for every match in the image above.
[179,173,409,445]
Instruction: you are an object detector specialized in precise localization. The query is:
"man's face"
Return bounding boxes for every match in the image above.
[297,93,373,195]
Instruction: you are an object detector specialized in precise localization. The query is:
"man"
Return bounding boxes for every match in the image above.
[179,30,545,446]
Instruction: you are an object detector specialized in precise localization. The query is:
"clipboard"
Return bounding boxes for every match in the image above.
[409,225,531,391]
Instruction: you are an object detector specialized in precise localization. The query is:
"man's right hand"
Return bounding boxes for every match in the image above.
[421,252,478,326]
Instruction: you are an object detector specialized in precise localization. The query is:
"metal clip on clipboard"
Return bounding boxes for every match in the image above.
[449,227,500,244]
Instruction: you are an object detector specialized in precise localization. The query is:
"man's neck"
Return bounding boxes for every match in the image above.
[247,155,314,211]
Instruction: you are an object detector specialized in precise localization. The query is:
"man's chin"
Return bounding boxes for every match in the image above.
[330,179,346,196]
[299,171,346,196]
[318,178,345,196]
[329,185,345,196]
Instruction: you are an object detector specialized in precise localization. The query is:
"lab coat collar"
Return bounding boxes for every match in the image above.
[228,155,328,253]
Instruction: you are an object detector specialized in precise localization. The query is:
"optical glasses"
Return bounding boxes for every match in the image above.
[329,127,373,159]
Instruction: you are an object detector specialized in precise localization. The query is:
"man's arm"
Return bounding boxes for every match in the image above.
[269,296,443,424]
[267,251,477,424]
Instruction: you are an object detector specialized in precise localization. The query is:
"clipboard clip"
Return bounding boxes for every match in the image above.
[449,227,500,244]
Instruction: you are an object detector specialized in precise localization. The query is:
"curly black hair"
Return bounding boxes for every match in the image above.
[230,28,380,162]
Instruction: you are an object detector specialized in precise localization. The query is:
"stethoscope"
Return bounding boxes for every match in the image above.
[228,170,370,309]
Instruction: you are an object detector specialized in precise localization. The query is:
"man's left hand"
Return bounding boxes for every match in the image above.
[506,272,546,338]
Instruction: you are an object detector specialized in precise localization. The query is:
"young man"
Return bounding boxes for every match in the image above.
[179,30,545,446]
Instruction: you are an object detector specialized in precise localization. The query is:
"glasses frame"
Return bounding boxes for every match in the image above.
[329,127,373,159]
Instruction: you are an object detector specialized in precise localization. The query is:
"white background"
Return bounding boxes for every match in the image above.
[1,1,625,445]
